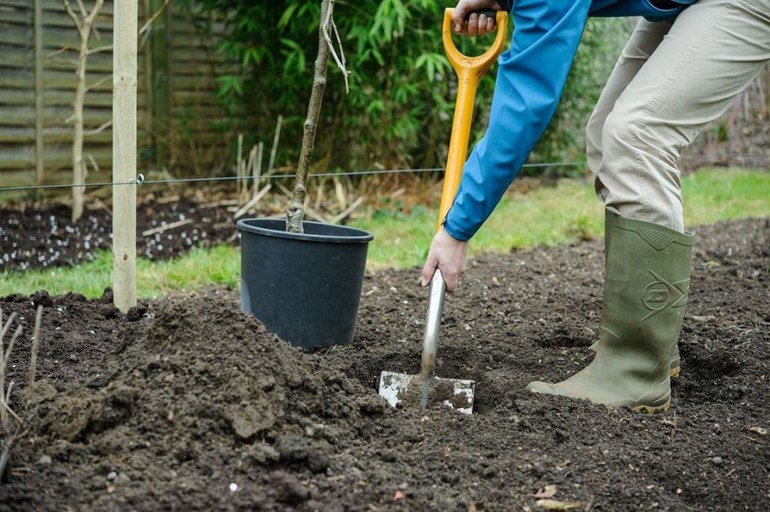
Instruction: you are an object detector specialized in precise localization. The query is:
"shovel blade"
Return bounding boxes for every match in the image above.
[378,371,475,414]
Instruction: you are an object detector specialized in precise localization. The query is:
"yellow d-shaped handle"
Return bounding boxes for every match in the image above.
[437,8,508,230]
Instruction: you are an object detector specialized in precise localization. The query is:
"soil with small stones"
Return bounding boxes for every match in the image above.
[0,203,769,510]
[0,194,238,272]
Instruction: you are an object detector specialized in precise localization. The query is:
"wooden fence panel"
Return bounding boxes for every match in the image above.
[0,0,239,191]
[0,2,36,179]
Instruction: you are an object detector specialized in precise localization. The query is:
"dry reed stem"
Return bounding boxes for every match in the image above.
[26,306,43,409]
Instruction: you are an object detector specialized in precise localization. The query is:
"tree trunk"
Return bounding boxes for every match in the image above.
[286,0,334,234]
[63,0,104,223]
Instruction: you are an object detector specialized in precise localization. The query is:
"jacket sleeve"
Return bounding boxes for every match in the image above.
[442,0,593,241]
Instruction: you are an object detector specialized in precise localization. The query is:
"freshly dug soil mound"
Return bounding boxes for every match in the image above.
[1,217,768,511]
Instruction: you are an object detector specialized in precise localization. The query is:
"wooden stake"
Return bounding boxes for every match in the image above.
[112,0,138,313]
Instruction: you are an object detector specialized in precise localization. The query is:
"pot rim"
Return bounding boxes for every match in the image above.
[237,217,373,243]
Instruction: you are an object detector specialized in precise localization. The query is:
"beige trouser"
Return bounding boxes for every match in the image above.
[586,0,770,232]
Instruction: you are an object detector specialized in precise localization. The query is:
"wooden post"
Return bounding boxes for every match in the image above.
[113,0,138,313]
[34,0,44,185]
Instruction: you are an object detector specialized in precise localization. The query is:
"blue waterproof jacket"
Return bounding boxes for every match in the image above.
[443,0,698,241]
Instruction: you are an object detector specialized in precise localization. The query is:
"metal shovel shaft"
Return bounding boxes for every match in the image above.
[420,269,446,380]
[419,269,446,407]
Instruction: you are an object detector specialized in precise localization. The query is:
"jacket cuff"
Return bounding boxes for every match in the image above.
[442,216,474,242]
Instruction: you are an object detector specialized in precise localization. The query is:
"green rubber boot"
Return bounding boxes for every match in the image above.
[529,216,693,412]
[590,210,682,378]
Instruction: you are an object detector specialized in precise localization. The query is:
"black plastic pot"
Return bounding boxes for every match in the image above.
[237,218,374,351]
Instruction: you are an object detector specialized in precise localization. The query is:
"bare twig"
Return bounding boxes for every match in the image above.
[86,44,113,55]
[236,133,244,200]
[86,153,100,174]
[329,196,364,224]
[0,311,22,433]
[139,0,171,36]
[0,402,22,427]
[85,75,112,94]
[142,219,194,237]
[252,143,264,199]
[234,184,272,220]
[268,115,283,172]
[323,15,350,93]
[25,306,43,408]
[83,119,112,136]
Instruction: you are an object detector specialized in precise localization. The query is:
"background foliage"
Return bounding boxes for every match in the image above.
[183,0,632,176]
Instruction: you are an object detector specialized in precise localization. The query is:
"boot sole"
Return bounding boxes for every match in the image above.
[632,401,670,414]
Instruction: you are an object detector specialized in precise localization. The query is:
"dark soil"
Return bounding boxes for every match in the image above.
[0,194,239,271]
[0,208,768,510]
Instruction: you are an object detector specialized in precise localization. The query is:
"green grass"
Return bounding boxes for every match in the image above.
[355,167,770,267]
[0,245,240,299]
[2,168,768,299]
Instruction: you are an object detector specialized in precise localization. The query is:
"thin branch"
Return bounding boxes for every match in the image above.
[330,196,364,224]
[26,306,43,408]
[85,75,111,93]
[1,401,22,426]
[63,0,84,33]
[46,45,79,59]
[324,18,350,93]
[268,115,283,172]
[86,44,113,55]
[83,0,104,26]
[142,219,193,237]
[234,184,272,220]
[139,0,171,36]
[0,312,17,342]
[83,119,112,136]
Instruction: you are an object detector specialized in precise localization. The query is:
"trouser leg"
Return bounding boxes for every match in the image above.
[586,19,671,195]
[594,0,770,232]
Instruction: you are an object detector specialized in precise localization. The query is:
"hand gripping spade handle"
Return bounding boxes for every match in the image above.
[379,9,507,414]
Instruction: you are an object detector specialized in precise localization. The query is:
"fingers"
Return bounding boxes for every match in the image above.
[421,254,438,288]
[420,229,468,293]
[453,10,497,36]
[452,8,468,33]
[422,263,461,293]
[440,266,462,293]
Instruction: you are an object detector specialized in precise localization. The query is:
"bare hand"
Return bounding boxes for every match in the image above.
[452,0,502,36]
[421,227,469,293]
